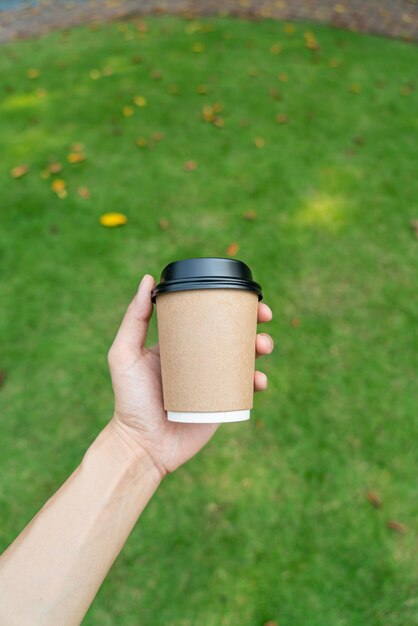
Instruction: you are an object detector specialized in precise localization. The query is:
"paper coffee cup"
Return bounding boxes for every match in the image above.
[151,258,263,424]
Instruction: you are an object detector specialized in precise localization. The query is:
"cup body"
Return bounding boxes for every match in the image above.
[156,288,259,422]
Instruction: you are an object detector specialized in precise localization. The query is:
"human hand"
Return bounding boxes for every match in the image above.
[108,275,274,478]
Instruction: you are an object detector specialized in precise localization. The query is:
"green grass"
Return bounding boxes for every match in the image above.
[1,15,418,626]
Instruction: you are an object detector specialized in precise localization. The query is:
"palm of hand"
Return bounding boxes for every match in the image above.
[111,344,218,475]
[108,275,273,477]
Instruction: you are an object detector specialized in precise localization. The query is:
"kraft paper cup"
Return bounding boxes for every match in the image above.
[151,258,263,424]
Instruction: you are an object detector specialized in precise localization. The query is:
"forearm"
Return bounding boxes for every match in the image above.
[0,422,161,626]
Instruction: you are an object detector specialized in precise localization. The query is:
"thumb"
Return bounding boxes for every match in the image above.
[111,275,156,358]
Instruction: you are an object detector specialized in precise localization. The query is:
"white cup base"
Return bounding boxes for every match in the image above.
[167,409,251,424]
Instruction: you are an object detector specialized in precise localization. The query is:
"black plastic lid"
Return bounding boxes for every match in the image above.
[151,257,263,302]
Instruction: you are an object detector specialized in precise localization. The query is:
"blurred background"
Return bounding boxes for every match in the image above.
[1,1,418,625]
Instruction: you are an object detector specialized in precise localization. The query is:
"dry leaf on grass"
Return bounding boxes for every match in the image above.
[226,242,240,256]
[11,165,28,178]
[366,491,382,508]
[99,212,127,227]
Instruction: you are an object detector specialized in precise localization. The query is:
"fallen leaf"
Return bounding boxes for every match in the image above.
[366,491,382,508]
[400,85,414,96]
[152,132,165,142]
[270,87,281,101]
[134,95,147,107]
[184,160,197,171]
[102,66,114,76]
[67,152,86,164]
[36,88,47,98]
[51,179,66,193]
[212,102,223,113]
[56,189,67,199]
[254,137,265,148]
[136,137,148,148]
[90,69,101,80]
[243,210,257,220]
[168,83,179,94]
[192,42,205,53]
[270,43,282,54]
[387,520,407,534]
[11,165,28,179]
[197,84,209,95]
[213,116,224,128]
[278,72,288,82]
[226,242,240,256]
[71,143,84,152]
[276,113,288,124]
[77,186,90,198]
[27,68,40,79]
[291,317,300,328]
[328,58,341,68]
[353,136,364,146]
[264,621,278,626]
[410,219,418,238]
[123,106,134,117]
[99,212,127,227]
[48,162,62,174]
[202,105,214,122]
[150,70,162,80]
[159,218,170,230]
[0,370,6,389]
[284,23,295,34]
[304,31,320,50]
[349,83,361,94]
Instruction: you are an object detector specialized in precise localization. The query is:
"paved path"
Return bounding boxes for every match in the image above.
[1,0,418,44]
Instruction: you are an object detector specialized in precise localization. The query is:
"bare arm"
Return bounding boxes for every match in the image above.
[0,275,273,626]
[0,423,160,626]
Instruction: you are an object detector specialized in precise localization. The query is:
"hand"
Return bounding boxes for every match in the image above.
[108,275,274,478]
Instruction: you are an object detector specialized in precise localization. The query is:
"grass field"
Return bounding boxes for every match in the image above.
[1,15,418,626]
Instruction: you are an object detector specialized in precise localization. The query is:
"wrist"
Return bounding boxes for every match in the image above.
[107,417,167,481]
[84,421,163,488]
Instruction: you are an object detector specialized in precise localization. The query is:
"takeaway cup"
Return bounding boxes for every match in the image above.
[151,257,263,423]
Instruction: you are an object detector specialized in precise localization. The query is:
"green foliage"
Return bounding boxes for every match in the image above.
[1,16,418,626]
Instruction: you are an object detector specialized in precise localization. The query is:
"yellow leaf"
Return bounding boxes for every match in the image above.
[136,137,148,147]
[134,95,147,107]
[284,23,295,34]
[123,106,134,117]
[270,43,282,54]
[90,69,101,80]
[56,189,67,199]
[254,137,265,148]
[51,179,66,192]
[192,42,205,53]
[99,212,127,227]
[349,83,361,94]
[67,152,86,164]
[27,68,40,79]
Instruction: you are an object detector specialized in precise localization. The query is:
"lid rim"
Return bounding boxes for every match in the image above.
[151,257,263,302]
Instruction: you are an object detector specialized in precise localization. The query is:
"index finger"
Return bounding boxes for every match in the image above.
[257,302,273,323]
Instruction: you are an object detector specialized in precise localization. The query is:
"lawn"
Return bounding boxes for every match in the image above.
[1,14,418,626]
